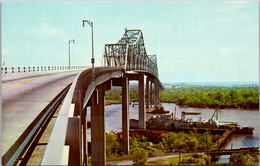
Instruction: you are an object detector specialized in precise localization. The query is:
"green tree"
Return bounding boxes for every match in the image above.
[230,152,256,165]
[106,132,122,155]
[131,147,149,165]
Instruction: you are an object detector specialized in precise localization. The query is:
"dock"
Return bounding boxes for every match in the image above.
[210,129,234,151]
[209,147,259,155]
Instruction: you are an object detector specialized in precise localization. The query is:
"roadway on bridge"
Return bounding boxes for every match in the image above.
[1,69,87,156]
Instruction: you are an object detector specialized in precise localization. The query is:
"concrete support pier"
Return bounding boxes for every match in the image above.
[145,77,149,108]
[91,85,106,165]
[122,76,129,154]
[154,78,159,108]
[138,73,145,129]
[150,79,153,107]
[82,107,88,165]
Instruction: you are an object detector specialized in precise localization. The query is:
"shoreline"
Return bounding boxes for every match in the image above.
[105,100,259,111]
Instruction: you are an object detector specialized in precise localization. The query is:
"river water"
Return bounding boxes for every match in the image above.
[87,103,259,162]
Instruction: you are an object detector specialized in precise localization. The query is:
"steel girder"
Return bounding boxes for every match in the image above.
[103,29,158,77]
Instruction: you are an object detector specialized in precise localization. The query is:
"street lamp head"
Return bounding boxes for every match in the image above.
[69,39,75,44]
[82,19,93,27]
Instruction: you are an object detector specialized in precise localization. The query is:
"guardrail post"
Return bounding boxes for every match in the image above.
[65,114,81,165]
[138,73,145,129]
[65,90,82,165]
[91,85,106,165]
[73,90,82,116]
[122,76,129,154]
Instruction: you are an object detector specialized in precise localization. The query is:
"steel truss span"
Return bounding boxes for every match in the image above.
[103,29,158,77]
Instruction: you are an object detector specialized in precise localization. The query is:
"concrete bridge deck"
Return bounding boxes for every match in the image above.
[1,69,86,158]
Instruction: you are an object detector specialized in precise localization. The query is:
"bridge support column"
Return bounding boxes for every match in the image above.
[122,76,129,154]
[154,79,159,108]
[82,107,88,165]
[145,77,149,108]
[91,85,106,165]
[150,79,153,107]
[138,73,145,129]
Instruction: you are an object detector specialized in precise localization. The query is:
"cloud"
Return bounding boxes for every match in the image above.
[2,48,9,54]
[219,46,244,55]
[216,1,248,14]
[41,17,47,21]
[26,26,69,42]
[247,27,258,33]
[219,47,235,55]
[232,1,248,10]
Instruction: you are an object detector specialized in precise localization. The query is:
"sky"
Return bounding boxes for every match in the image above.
[2,1,259,82]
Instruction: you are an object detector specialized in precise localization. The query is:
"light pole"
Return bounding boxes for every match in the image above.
[69,39,75,69]
[82,19,95,80]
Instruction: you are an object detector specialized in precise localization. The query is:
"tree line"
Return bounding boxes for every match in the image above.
[159,86,259,109]
[105,86,259,109]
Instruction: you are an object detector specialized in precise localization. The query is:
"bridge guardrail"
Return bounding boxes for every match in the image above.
[1,66,87,74]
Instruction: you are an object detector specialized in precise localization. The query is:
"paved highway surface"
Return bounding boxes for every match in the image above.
[1,70,85,156]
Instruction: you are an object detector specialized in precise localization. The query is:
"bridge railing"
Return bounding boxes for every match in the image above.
[1,65,87,74]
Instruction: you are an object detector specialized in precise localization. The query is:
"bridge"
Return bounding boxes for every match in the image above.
[2,29,163,165]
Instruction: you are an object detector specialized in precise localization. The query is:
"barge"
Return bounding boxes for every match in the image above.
[130,109,254,134]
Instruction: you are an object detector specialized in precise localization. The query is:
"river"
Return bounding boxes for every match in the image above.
[86,102,259,162]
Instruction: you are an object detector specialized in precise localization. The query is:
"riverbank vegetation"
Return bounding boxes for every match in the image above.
[230,152,259,165]
[106,130,221,165]
[160,86,259,109]
[105,86,259,109]
[105,87,138,105]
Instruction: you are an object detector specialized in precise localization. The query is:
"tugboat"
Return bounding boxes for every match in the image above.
[147,106,169,114]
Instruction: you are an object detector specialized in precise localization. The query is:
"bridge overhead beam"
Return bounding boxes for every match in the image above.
[122,76,129,154]
[138,73,145,129]
[111,77,122,86]
[127,73,139,81]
